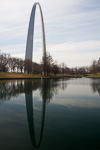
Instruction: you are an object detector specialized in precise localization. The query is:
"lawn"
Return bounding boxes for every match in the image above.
[0,72,43,79]
[0,72,100,79]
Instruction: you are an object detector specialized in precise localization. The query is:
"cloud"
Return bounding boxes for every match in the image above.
[1,40,100,67]
[48,40,100,52]
[50,51,100,67]
[0,0,100,67]
[52,95,100,108]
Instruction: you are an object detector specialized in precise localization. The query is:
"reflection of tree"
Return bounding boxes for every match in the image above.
[61,78,68,91]
[40,79,55,103]
[0,80,41,103]
[91,80,100,95]
[0,78,68,104]
[40,78,68,103]
[0,80,25,101]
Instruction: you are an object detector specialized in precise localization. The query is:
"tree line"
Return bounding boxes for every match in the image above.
[0,52,24,73]
[0,51,100,75]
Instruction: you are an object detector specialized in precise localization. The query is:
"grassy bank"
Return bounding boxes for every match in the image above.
[0,72,61,79]
[86,73,100,78]
[0,72,100,79]
[0,72,43,79]
[0,72,82,79]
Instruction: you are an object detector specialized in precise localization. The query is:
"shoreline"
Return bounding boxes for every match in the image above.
[0,76,100,80]
[0,76,82,80]
[0,72,100,80]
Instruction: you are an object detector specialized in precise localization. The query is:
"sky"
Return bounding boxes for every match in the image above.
[0,0,100,68]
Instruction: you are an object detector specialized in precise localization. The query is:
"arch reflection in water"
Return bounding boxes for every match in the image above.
[0,79,100,149]
[25,80,47,149]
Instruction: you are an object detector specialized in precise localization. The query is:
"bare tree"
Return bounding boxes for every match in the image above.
[61,62,66,76]
[97,58,100,73]
[91,60,97,75]
[41,52,54,75]
[52,61,60,76]
[0,52,10,72]
[18,59,24,73]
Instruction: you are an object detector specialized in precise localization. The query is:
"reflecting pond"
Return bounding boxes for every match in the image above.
[0,78,100,150]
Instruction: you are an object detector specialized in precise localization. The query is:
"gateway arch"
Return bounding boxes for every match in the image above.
[25,2,46,64]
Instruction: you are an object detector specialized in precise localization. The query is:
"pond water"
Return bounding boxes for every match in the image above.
[0,78,100,150]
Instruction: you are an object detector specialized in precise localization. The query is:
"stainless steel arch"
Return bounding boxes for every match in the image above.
[25,2,46,61]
